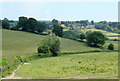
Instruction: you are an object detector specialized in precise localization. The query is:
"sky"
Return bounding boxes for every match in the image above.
[0,0,119,22]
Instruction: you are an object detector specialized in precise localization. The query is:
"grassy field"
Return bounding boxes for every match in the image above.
[15,52,118,79]
[2,29,44,58]
[2,29,118,79]
[103,41,118,51]
[81,29,118,40]
[2,29,100,58]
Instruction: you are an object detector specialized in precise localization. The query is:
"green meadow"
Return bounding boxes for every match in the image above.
[81,29,119,40]
[15,52,118,79]
[2,29,118,79]
[2,29,100,58]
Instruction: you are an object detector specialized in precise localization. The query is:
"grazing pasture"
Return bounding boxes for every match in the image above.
[15,52,118,79]
[2,29,100,58]
[81,29,118,40]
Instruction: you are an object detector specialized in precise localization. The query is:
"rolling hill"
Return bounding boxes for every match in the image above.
[2,29,100,58]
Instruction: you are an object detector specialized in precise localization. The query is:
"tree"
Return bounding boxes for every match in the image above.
[91,20,94,25]
[52,19,58,25]
[4,18,9,22]
[52,24,63,37]
[36,22,46,34]
[2,20,10,29]
[108,44,114,50]
[17,16,28,31]
[38,34,61,56]
[27,18,38,33]
[106,26,113,32]
[85,30,92,35]
[17,16,46,33]
[80,20,89,27]
[63,30,79,39]
[80,33,86,41]
[86,31,105,47]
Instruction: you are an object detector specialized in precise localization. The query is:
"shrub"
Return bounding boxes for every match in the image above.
[86,31,106,47]
[79,33,86,41]
[37,45,50,53]
[113,39,118,41]
[108,44,114,50]
[37,45,52,57]
[38,34,61,56]
[63,30,81,39]
[85,30,92,35]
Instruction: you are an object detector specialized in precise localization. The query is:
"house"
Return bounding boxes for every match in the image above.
[86,25,95,29]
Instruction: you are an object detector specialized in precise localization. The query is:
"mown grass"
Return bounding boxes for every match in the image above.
[15,52,118,79]
[2,29,100,58]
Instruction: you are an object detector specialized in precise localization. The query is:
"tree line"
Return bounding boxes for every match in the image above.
[2,17,64,37]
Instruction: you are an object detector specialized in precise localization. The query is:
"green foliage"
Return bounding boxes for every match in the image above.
[17,16,28,31]
[79,33,86,40]
[63,30,79,39]
[2,20,10,29]
[37,45,51,53]
[106,27,113,32]
[17,16,46,33]
[2,58,8,66]
[39,34,61,56]
[86,31,106,47]
[52,19,58,25]
[95,21,118,33]
[85,30,92,35]
[80,20,88,26]
[36,22,46,34]
[26,18,38,33]
[108,44,114,50]
[91,20,94,25]
[52,24,64,37]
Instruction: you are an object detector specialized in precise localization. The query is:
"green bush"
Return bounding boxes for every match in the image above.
[108,44,114,50]
[63,30,79,39]
[38,34,61,56]
[37,45,51,53]
[79,33,86,41]
[86,31,106,47]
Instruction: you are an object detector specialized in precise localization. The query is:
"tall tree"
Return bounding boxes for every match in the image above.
[52,24,63,37]
[2,20,10,29]
[91,20,94,25]
[36,22,46,34]
[27,18,38,33]
[52,19,58,25]
[17,16,28,31]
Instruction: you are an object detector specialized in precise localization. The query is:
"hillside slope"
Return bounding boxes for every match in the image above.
[2,29,100,58]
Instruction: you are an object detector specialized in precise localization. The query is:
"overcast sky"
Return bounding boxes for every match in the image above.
[0,0,119,22]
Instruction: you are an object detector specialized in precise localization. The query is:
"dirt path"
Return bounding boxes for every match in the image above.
[2,62,23,79]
